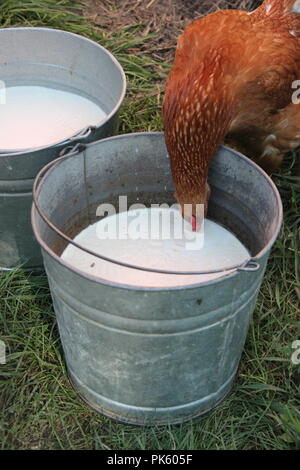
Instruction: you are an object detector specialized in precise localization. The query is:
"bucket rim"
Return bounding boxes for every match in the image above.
[0,26,127,156]
[31,131,283,291]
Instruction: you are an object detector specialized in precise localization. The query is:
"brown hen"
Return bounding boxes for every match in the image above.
[163,0,300,227]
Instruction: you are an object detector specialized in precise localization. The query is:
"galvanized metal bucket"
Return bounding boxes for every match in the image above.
[31,132,283,425]
[0,27,126,270]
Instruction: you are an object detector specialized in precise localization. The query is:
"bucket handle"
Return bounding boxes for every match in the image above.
[68,125,95,143]
[55,126,95,149]
[32,148,261,277]
[237,261,260,272]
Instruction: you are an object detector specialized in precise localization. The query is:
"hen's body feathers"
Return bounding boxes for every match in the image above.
[163,0,300,216]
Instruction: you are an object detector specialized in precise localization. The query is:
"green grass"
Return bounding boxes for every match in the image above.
[0,0,299,450]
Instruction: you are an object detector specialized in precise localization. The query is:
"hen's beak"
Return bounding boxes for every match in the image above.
[292,1,300,13]
[181,205,205,232]
[191,215,205,232]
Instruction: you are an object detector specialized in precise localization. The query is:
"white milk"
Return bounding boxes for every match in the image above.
[61,208,250,288]
[0,85,106,150]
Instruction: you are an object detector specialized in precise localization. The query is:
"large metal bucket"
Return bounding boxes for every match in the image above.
[31,132,283,425]
[0,27,126,270]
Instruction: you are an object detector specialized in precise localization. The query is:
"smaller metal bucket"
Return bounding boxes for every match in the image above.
[0,27,126,270]
[32,132,283,425]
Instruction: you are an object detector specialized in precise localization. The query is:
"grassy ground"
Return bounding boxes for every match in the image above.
[0,0,299,450]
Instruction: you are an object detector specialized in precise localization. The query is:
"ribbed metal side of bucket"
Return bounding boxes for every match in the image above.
[42,250,268,425]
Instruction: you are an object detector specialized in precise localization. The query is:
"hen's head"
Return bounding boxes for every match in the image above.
[163,43,234,230]
[175,182,211,232]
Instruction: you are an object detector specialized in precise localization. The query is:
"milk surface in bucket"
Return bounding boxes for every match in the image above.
[0,86,106,151]
[61,207,250,287]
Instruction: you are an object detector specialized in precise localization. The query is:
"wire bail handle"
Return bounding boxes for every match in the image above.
[68,125,95,143]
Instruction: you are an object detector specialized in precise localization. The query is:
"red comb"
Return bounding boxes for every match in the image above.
[192,215,198,232]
